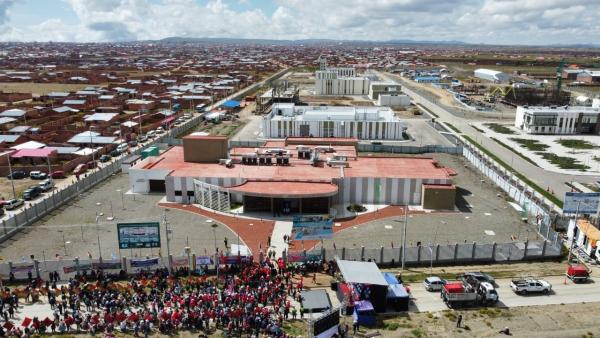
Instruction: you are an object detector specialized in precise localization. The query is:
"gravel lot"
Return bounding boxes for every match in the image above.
[0,173,238,261]
[319,153,539,250]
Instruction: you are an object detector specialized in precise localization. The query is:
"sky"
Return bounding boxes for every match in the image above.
[0,0,598,45]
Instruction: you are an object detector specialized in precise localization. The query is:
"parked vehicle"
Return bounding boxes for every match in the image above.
[7,171,27,180]
[51,171,65,179]
[38,178,54,192]
[137,135,148,143]
[99,155,111,163]
[29,171,48,180]
[74,163,88,176]
[146,130,156,138]
[566,264,590,283]
[441,280,498,308]
[423,276,446,292]
[117,143,129,153]
[4,199,24,210]
[128,140,138,147]
[87,161,97,169]
[156,127,165,135]
[510,278,552,294]
[22,186,42,200]
[110,149,121,157]
[463,272,496,285]
[462,275,499,305]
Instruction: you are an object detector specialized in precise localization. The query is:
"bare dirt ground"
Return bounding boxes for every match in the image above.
[0,178,33,200]
[405,80,462,108]
[338,302,600,338]
[0,82,91,95]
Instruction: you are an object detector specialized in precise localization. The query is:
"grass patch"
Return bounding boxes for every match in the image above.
[491,137,539,167]
[471,124,485,133]
[463,135,563,208]
[411,328,426,338]
[538,152,590,171]
[444,122,462,134]
[510,138,549,151]
[556,139,599,149]
[485,123,515,134]
[282,320,307,336]
[443,310,457,321]
[416,103,438,118]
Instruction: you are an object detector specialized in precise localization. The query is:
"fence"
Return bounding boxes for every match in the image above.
[357,143,462,154]
[298,239,561,266]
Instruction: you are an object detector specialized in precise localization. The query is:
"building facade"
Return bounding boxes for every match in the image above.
[514,105,600,134]
[262,103,406,140]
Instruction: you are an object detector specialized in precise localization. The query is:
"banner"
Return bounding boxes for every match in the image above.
[287,252,307,263]
[196,256,214,265]
[292,215,333,240]
[92,262,122,270]
[563,192,600,214]
[10,264,34,273]
[222,255,251,265]
[63,264,91,274]
[117,222,161,249]
[172,257,189,268]
[130,258,159,268]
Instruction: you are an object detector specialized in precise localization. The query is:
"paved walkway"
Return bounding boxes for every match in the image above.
[270,221,293,258]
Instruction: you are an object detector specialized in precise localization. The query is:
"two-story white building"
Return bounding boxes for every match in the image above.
[262,103,407,140]
[515,105,600,135]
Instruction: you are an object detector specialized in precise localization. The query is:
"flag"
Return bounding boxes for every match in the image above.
[3,322,13,330]
[42,318,53,326]
[21,317,32,327]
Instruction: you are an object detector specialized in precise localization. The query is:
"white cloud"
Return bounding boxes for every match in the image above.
[0,0,597,45]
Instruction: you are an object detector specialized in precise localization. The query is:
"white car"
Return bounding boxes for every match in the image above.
[156,127,165,134]
[38,178,54,192]
[4,199,24,210]
[117,143,129,153]
[510,278,552,294]
[146,130,156,138]
[423,276,446,291]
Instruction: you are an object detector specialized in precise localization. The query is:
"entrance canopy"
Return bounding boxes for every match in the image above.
[229,181,338,198]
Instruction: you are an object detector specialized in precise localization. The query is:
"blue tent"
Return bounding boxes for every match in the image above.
[222,100,241,108]
[382,272,399,285]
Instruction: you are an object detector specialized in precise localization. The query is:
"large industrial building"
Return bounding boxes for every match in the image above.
[314,67,370,95]
[128,136,456,214]
[515,105,600,135]
[474,68,509,83]
[262,103,407,140]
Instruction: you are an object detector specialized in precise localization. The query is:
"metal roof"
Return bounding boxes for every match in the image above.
[336,259,389,286]
[0,109,26,117]
[0,134,20,143]
[84,113,118,122]
[0,117,16,124]
[11,140,45,150]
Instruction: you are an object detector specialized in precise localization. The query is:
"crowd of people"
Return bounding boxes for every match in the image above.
[0,257,340,337]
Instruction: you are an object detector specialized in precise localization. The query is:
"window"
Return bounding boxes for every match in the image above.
[174,190,182,196]
[357,122,363,139]
[349,122,354,137]
[559,118,563,127]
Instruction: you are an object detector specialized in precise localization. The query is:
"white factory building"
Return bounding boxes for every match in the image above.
[315,67,370,96]
[515,105,600,135]
[474,68,509,83]
[262,103,407,140]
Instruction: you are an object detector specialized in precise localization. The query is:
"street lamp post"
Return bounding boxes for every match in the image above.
[95,212,102,259]
[163,209,172,273]
[401,205,408,270]
[6,153,16,199]
[89,127,96,163]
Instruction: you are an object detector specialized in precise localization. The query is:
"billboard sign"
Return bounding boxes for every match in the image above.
[563,192,600,214]
[292,216,333,240]
[117,222,161,249]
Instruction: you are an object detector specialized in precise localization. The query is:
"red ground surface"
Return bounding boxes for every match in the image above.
[159,203,408,256]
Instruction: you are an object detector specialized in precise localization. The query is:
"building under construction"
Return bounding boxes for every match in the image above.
[489,86,571,107]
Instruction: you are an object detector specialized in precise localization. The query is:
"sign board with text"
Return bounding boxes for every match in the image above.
[563,192,600,214]
[117,222,161,249]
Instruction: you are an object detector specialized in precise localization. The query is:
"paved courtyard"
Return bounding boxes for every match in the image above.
[314,153,540,251]
[0,173,240,262]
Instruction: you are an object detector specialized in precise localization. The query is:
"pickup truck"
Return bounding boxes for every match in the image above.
[441,281,498,308]
[510,279,552,294]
